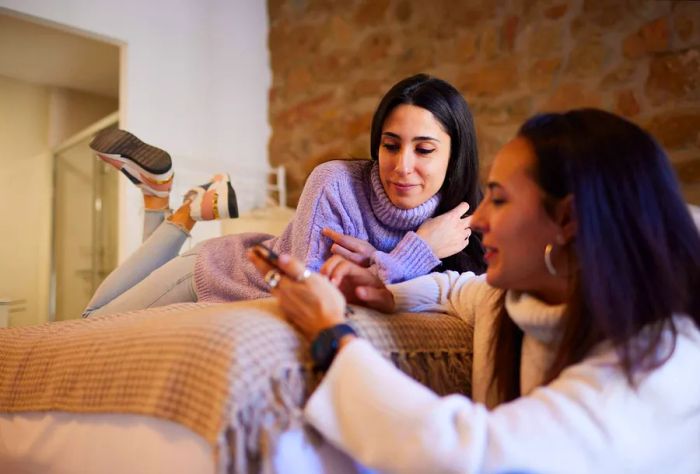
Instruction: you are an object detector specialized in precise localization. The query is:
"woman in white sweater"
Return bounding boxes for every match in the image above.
[248,109,700,473]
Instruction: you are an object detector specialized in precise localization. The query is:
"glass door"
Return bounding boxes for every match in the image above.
[52,122,119,321]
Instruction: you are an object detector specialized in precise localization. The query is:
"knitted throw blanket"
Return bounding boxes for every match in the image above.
[0,301,295,471]
[0,300,473,473]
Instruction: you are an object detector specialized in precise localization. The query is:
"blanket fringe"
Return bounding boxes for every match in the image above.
[221,349,472,474]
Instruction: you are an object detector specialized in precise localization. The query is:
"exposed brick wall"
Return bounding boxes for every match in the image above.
[268,0,700,205]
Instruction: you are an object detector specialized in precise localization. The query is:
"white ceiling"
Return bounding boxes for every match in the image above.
[0,12,119,98]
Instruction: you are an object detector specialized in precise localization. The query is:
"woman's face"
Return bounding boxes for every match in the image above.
[471,137,569,303]
[378,104,451,209]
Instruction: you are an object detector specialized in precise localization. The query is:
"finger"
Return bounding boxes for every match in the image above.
[322,227,341,241]
[462,215,473,228]
[451,201,470,218]
[247,249,276,276]
[327,260,357,286]
[457,228,472,247]
[274,273,320,306]
[320,254,345,277]
[355,286,394,313]
[326,256,348,286]
[330,243,366,265]
[328,228,367,253]
[323,228,357,249]
[277,253,308,280]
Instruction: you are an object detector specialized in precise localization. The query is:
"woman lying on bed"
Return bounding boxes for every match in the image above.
[248,108,700,473]
[83,73,486,317]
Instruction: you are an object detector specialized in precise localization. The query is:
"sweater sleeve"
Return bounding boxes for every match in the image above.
[371,231,441,283]
[305,327,700,474]
[387,271,492,326]
[288,162,363,272]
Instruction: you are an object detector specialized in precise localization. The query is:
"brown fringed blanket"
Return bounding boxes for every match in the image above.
[0,299,473,473]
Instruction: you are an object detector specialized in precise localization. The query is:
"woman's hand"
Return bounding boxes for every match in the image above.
[322,228,376,267]
[416,202,473,258]
[321,255,395,313]
[247,249,346,342]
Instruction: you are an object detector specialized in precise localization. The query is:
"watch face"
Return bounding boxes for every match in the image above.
[310,323,356,371]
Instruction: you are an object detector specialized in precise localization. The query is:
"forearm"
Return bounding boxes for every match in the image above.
[306,335,671,474]
[305,338,485,473]
[372,232,441,283]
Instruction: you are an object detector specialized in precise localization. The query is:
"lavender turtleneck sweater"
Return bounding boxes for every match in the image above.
[193,159,441,303]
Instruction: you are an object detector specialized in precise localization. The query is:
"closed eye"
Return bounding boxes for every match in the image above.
[486,182,507,206]
[484,189,506,206]
[416,147,435,155]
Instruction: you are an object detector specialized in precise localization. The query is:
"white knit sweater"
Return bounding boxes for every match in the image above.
[305,271,700,473]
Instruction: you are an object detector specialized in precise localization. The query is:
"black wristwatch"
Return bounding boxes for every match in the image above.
[310,323,357,371]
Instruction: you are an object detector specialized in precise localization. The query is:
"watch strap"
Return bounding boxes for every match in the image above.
[310,323,357,371]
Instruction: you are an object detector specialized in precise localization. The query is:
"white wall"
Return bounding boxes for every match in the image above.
[0,0,271,260]
[0,75,52,326]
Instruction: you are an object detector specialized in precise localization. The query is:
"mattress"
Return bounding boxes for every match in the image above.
[0,412,213,473]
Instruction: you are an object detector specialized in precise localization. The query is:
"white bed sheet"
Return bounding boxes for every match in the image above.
[0,412,214,473]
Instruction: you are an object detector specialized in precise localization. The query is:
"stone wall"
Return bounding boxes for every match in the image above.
[268,0,700,205]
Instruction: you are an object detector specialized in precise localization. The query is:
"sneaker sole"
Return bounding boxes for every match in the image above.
[90,128,173,182]
[96,153,173,197]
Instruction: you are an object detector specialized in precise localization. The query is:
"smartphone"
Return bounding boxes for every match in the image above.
[252,243,280,267]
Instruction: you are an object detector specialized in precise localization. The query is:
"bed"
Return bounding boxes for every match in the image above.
[0,299,473,473]
[3,186,694,472]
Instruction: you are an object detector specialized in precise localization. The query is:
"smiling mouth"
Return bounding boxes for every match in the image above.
[483,246,498,262]
[391,182,419,191]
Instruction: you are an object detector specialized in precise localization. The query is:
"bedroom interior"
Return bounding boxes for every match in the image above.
[0,0,699,472]
[1,1,699,330]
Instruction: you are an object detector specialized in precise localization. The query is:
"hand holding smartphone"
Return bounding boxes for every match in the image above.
[252,244,354,315]
[252,244,282,270]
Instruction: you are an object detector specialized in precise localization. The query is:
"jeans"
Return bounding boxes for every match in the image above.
[82,210,198,317]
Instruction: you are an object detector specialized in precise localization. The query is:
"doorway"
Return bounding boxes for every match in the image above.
[0,11,120,326]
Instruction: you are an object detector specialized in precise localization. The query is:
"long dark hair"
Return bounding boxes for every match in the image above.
[370,74,486,274]
[490,109,700,403]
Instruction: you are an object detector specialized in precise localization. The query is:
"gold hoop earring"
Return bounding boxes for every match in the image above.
[544,243,557,276]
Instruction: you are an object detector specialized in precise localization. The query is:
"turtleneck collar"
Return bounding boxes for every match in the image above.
[368,161,440,231]
[505,290,565,345]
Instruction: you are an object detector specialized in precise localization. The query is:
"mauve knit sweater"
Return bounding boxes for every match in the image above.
[193,159,441,303]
